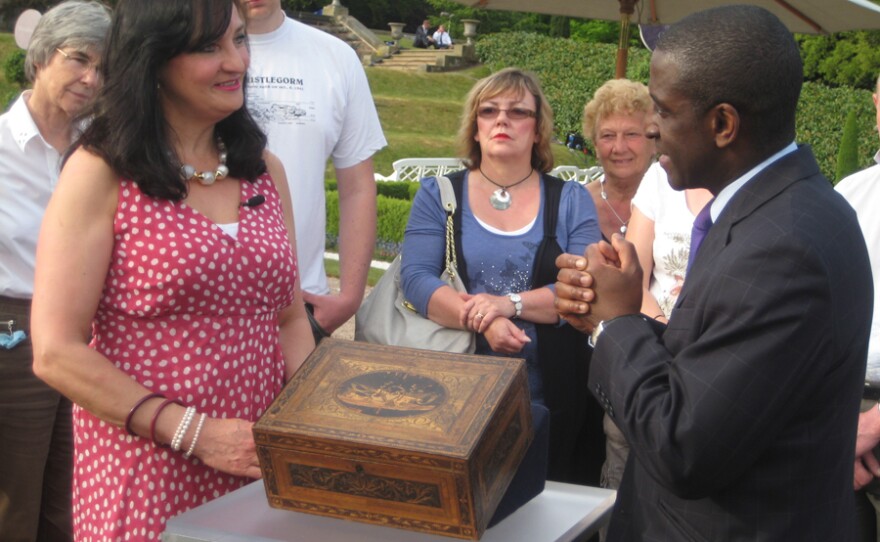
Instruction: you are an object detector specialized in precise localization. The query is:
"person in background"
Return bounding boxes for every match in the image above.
[597,164,712,510]
[243,0,386,343]
[400,67,601,483]
[579,78,654,496]
[31,1,314,539]
[432,24,453,49]
[0,2,110,540]
[413,19,435,49]
[555,5,871,540]
[626,163,712,323]
[836,72,880,542]
[582,79,654,242]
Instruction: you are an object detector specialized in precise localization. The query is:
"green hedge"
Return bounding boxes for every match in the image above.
[796,83,876,182]
[326,180,416,201]
[476,32,651,140]
[376,181,414,201]
[325,190,413,261]
[836,110,861,182]
[476,31,879,182]
[325,189,340,244]
[2,49,25,109]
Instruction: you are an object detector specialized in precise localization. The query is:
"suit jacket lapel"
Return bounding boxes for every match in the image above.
[675,145,822,306]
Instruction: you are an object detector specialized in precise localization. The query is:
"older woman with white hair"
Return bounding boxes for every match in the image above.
[0,2,110,539]
[582,78,655,241]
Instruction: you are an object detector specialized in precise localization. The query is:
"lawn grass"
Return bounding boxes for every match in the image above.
[366,65,489,100]
[363,64,594,178]
[324,258,385,286]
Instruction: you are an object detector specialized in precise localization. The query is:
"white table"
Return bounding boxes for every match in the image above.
[162,480,615,542]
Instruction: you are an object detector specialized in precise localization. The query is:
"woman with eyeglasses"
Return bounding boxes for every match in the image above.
[400,67,601,483]
[31,0,314,539]
[0,2,110,540]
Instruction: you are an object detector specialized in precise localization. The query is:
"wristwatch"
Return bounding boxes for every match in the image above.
[507,293,523,318]
[589,320,606,348]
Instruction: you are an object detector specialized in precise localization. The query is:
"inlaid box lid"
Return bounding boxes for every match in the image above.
[255,339,527,458]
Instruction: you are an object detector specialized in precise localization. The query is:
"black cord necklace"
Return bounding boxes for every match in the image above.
[479,167,534,210]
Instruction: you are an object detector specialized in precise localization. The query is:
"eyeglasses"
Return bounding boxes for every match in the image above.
[477,106,537,120]
[55,48,101,76]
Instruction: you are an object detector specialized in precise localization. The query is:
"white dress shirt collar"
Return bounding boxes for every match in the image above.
[8,91,46,152]
[710,142,798,222]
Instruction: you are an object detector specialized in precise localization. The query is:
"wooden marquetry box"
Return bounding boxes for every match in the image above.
[253,338,533,540]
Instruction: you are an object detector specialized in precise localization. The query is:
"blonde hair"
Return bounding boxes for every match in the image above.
[457,67,555,172]
[582,79,652,144]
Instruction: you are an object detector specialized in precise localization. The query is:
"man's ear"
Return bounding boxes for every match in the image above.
[711,103,739,149]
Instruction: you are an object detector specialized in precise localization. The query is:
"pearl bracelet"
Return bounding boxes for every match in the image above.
[184,413,207,459]
[171,406,196,451]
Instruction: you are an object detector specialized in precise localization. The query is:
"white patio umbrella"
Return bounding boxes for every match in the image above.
[459,0,880,77]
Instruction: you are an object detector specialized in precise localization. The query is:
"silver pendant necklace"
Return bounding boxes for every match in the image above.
[480,167,534,210]
[180,137,229,186]
[600,177,629,234]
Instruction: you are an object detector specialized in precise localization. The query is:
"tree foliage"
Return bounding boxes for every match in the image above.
[476,31,878,181]
[549,16,569,39]
[798,31,880,90]
[569,19,621,44]
[835,109,861,181]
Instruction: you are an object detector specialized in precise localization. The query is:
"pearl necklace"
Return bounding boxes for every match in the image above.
[479,167,534,210]
[180,138,229,186]
[600,177,630,234]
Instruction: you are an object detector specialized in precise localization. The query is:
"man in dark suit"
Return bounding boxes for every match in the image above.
[555,5,872,541]
[413,19,435,49]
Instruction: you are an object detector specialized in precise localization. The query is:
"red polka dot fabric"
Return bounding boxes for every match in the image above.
[72,174,296,540]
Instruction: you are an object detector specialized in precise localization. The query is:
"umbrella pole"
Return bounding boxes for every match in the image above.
[616,0,638,79]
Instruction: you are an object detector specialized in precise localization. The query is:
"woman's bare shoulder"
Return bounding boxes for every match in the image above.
[63,146,117,183]
[54,146,118,212]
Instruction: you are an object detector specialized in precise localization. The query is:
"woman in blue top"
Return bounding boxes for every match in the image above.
[400,68,602,483]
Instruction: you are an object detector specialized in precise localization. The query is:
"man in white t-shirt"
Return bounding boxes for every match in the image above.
[836,72,880,540]
[243,0,386,338]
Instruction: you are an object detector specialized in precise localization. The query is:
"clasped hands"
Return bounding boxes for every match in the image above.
[459,293,530,354]
[554,234,644,334]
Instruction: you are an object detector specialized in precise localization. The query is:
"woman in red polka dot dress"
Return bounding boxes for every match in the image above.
[30,1,316,540]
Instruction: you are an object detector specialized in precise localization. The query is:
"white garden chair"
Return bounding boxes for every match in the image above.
[390,158,466,182]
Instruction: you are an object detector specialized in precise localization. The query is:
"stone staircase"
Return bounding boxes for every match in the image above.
[289,10,477,72]
[374,47,476,72]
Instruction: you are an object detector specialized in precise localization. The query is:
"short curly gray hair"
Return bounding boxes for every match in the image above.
[24,1,111,82]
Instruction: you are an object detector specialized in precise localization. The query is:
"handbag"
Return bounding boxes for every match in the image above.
[354,176,476,353]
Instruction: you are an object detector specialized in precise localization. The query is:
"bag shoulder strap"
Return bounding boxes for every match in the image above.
[445,169,470,290]
[540,174,564,236]
[530,174,565,288]
[436,174,456,214]
[436,173,465,283]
